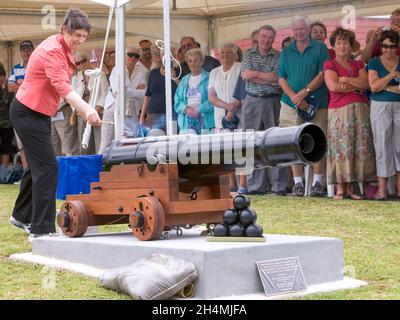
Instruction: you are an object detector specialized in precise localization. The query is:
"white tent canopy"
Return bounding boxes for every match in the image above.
[0,0,399,70]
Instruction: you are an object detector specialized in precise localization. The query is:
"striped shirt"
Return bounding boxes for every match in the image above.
[241,46,281,95]
[8,63,26,84]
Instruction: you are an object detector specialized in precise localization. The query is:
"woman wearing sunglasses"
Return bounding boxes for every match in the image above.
[9,7,102,241]
[368,30,400,200]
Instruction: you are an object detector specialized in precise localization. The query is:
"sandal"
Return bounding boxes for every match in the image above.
[334,193,345,200]
[346,193,362,200]
[374,191,387,201]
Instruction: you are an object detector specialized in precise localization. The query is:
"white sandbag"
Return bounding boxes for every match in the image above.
[100,254,198,300]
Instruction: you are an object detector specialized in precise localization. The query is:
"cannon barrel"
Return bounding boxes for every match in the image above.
[102,123,326,170]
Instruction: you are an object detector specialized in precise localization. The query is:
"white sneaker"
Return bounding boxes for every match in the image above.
[28,233,58,243]
[10,217,31,234]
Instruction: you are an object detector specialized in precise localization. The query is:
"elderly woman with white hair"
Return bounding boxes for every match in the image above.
[208,42,241,132]
[208,42,248,193]
[174,48,214,134]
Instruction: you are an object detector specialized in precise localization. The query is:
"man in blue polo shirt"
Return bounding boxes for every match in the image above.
[278,16,330,197]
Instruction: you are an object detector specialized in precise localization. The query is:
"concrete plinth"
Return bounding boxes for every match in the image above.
[9,229,366,299]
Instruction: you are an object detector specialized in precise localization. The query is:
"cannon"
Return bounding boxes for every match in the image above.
[57,123,326,240]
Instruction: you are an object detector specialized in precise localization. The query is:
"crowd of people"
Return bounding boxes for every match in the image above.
[2,8,400,203]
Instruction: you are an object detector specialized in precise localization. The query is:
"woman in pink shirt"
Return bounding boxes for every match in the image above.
[324,27,375,200]
[9,7,101,241]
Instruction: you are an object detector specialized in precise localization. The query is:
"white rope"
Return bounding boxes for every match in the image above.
[154,39,182,80]
[82,2,115,150]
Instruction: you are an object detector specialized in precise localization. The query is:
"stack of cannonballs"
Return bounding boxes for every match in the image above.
[213,194,263,237]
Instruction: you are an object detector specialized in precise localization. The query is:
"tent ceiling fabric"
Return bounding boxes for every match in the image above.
[0,0,399,45]
[0,0,399,49]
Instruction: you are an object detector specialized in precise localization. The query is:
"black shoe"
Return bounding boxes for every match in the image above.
[292,183,305,197]
[310,182,325,197]
[276,190,287,196]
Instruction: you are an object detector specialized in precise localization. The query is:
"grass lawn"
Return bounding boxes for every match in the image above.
[1,184,399,299]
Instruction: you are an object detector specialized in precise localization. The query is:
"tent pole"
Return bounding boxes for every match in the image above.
[163,0,173,136]
[207,17,215,55]
[6,41,13,75]
[115,2,126,139]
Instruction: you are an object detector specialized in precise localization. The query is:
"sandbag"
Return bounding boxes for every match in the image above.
[100,254,198,300]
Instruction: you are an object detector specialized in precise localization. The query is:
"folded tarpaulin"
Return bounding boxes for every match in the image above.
[56,154,103,200]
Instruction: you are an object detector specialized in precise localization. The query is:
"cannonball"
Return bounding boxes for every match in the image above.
[233,194,251,210]
[239,208,257,226]
[229,223,245,237]
[223,208,239,225]
[213,223,229,237]
[245,223,263,237]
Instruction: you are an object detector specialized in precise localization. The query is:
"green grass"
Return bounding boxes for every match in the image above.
[1,184,399,299]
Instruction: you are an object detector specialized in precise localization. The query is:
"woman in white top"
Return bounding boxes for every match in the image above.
[208,43,242,131]
[208,43,247,194]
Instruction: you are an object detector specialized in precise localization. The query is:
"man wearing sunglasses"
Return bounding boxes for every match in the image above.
[100,46,147,153]
[179,36,220,79]
[362,8,400,62]
[138,39,153,71]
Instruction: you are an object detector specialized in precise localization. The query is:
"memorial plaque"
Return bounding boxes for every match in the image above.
[256,257,307,296]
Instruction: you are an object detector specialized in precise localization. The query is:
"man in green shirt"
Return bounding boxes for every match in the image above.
[278,15,330,197]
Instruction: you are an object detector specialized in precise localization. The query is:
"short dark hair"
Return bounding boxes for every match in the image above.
[139,39,151,46]
[180,36,196,46]
[62,7,92,34]
[379,30,400,46]
[0,63,6,76]
[258,25,276,36]
[310,21,327,38]
[329,27,355,47]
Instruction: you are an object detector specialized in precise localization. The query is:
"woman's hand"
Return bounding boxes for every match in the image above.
[389,69,400,79]
[85,109,102,126]
[185,106,199,118]
[338,76,350,84]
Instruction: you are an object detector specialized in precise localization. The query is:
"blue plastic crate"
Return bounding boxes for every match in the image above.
[56,154,103,200]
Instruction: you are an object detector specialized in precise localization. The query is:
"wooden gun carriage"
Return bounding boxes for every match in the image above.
[56,124,326,240]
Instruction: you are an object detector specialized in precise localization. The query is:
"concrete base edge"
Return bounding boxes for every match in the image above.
[10,252,368,300]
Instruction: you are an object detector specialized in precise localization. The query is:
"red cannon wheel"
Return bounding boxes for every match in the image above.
[130,197,165,241]
[57,200,88,237]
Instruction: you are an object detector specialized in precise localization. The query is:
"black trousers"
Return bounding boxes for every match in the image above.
[9,98,57,234]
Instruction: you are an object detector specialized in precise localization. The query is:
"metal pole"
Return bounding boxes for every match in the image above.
[207,17,214,56]
[163,0,173,136]
[115,3,126,139]
[6,41,13,74]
